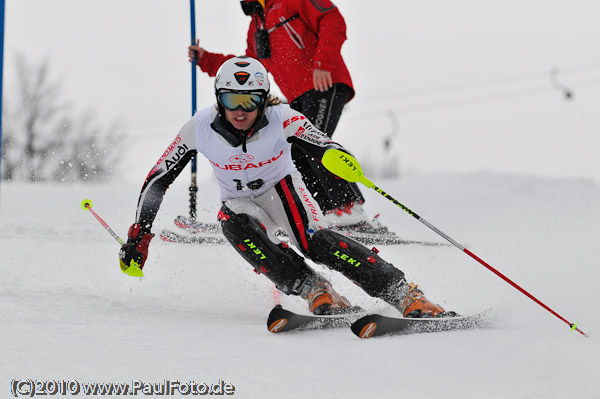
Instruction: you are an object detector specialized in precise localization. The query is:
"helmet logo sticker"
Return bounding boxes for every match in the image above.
[234,62,251,67]
[254,72,265,86]
[234,72,251,85]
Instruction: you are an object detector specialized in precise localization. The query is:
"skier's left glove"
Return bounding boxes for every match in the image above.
[118,223,154,277]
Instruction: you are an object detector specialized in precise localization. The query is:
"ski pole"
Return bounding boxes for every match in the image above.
[81,199,124,245]
[81,199,143,277]
[322,149,587,336]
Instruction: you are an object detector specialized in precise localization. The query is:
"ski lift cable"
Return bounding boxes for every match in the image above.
[346,78,600,120]
[358,63,600,102]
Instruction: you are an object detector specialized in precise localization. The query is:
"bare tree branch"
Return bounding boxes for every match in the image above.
[2,54,125,182]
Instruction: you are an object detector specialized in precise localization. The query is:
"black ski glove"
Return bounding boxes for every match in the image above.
[119,223,154,276]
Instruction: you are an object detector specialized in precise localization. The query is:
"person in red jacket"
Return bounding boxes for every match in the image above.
[188,0,377,229]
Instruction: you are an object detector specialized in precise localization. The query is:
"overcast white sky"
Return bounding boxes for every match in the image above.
[4,0,600,181]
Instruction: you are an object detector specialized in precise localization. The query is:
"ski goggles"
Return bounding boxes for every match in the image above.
[218,92,264,112]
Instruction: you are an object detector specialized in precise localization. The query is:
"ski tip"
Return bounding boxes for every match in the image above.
[267,305,290,333]
[268,318,289,333]
[350,315,379,339]
[159,234,176,243]
[357,322,378,339]
[81,199,93,211]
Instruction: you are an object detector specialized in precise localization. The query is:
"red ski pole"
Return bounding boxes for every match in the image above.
[322,149,587,336]
[81,199,125,245]
[81,199,143,277]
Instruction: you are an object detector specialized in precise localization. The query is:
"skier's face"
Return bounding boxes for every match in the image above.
[225,108,258,131]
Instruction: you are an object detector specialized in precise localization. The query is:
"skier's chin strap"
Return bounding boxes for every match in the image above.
[210,113,269,153]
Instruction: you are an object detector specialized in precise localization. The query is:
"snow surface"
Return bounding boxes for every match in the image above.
[1,172,599,398]
[3,2,600,397]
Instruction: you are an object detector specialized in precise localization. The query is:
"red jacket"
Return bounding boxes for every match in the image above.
[197,0,354,103]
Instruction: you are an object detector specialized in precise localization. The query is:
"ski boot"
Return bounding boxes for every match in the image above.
[344,213,394,234]
[324,201,370,227]
[398,282,457,318]
[302,279,352,315]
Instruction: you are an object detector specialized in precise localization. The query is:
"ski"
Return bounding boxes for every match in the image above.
[174,215,221,234]
[267,305,362,333]
[171,215,447,247]
[159,229,226,244]
[329,229,449,246]
[351,309,492,339]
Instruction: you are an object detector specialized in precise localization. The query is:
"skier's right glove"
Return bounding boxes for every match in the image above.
[118,223,154,277]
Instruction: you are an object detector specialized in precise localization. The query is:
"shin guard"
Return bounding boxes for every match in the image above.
[221,213,315,295]
[306,229,406,298]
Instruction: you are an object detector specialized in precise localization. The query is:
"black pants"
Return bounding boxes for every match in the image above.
[290,83,365,213]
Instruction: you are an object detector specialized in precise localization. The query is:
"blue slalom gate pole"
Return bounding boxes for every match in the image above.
[0,0,5,185]
[188,0,198,219]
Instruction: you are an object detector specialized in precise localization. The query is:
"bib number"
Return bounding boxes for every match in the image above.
[233,179,265,191]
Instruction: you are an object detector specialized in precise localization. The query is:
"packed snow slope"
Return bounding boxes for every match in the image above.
[1,172,599,398]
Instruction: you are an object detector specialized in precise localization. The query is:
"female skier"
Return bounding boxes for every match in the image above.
[119,56,453,317]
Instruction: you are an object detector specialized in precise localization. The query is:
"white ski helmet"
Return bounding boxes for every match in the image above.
[214,56,270,101]
[212,56,271,148]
